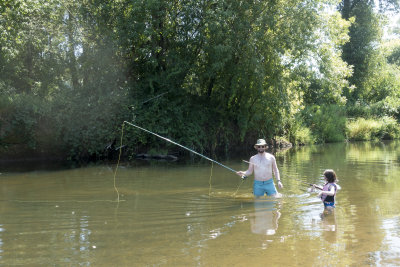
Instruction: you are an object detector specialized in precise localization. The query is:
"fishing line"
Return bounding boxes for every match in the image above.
[232,179,245,197]
[112,122,125,202]
[113,121,246,199]
[231,160,255,197]
[208,162,213,197]
[122,121,245,178]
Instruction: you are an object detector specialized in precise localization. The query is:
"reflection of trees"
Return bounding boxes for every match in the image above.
[346,141,400,165]
[0,205,92,265]
[324,142,386,264]
[0,171,97,265]
[275,141,399,265]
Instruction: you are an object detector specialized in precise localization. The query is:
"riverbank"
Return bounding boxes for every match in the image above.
[2,114,399,166]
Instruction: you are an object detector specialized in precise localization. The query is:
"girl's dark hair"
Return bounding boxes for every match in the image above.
[323,169,337,183]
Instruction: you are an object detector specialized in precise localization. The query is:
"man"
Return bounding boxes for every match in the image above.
[237,139,283,198]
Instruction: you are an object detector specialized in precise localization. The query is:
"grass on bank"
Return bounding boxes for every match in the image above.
[288,115,400,145]
[346,116,400,141]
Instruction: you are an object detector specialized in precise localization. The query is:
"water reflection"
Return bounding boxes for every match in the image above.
[0,225,3,259]
[377,216,400,266]
[2,141,400,265]
[250,199,281,235]
[319,210,338,244]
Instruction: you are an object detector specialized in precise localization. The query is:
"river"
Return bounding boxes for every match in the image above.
[1,141,400,266]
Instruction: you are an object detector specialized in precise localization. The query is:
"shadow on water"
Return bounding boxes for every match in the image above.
[0,159,73,173]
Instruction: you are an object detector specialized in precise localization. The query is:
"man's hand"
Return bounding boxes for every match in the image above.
[278,181,283,189]
[236,171,246,177]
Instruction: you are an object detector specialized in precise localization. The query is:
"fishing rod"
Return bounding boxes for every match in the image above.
[294,177,323,190]
[285,172,323,190]
[123,121,247,179]
[141,92,169,104]
[307,183,323,190]
[284,173,340,191]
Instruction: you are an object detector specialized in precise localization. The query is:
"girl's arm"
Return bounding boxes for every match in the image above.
[311,184,323,190]
[318,185,335,197]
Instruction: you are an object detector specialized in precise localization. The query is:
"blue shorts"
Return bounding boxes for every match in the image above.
[253,179,277,197]
[323,201,335,208]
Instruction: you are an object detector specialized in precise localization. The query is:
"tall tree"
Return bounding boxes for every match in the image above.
[339,0,399,102]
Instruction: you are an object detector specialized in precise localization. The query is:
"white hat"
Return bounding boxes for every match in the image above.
[254,139,267,146]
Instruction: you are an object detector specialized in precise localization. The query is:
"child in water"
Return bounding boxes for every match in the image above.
[312,169,340,212]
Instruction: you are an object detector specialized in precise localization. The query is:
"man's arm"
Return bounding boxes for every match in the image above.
[272,156,283,188]
[237,158,254,177]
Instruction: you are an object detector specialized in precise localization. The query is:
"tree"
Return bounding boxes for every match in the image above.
[338,0,400,102]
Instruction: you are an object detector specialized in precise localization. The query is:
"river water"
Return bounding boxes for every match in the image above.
[1,141,400,266]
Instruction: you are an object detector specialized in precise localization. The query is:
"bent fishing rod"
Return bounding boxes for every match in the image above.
[123,121,247,179]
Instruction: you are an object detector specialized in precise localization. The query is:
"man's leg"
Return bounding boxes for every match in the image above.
[265,180,279,197]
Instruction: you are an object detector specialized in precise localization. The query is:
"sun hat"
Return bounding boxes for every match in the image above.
[254,139,267,147]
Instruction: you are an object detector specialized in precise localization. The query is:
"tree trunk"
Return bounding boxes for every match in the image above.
[341,0,351,20]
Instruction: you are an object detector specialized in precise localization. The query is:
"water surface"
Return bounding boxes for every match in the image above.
[1,141,400,266]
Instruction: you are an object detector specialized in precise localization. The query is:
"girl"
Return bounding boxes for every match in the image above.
[312,169,339,211]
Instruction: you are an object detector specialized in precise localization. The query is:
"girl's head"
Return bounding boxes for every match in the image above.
[323,169,337,183]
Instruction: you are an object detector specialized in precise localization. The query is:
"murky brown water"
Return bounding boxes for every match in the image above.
[1,141,400,266]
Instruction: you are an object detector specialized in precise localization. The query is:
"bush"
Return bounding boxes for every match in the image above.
[0,79,129,160]
[346,118,378,141]
[287,119,315,145]
[346,97,400,122]
[302,105,346,143]
[346,101,372,118]
[0,89,46,149]
[291,125,315,145]
[51,85,129,161]
[346,116,400,141]
[370,96,400,121]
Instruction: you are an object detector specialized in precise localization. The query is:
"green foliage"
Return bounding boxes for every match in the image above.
[300,11,352,105]
[0,0,129,160]
[1,0,400,161]
[109,0,351,153]
[289,124,315,145]
[346,40,400,119]
[303,105,347,143]
[372,96,400,120]
[0,85,53,149]
[387,45,400,65]
[340,0,384,102]
[51,86,129,161]
[366,62,400,102]
[346,96,400,121]
[346,116,400,141]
